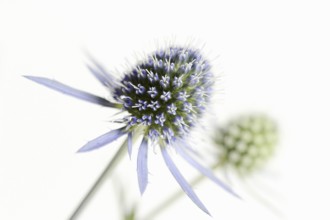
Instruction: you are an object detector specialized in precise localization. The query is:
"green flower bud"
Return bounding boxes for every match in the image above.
[214,114,278,174]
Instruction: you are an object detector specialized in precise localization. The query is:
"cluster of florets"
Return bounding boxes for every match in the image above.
[214,114,278,173]
[25,45,240,215]
[113,47,214,143]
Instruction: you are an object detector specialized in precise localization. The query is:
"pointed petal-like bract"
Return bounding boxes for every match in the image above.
[86,64,114,88]
[86,55,117,88]
[78,128,126,152]
[24,76,118,107]
[137,138,149,194]
[161,147,210,215]
[175,143,240,199]
[127,132,133,159]
[176,138,203,159]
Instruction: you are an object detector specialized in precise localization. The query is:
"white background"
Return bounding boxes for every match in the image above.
[1,0,330,219]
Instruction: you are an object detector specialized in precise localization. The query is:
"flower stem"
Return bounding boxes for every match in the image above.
[144,161,222,219]
[69,139,127,220]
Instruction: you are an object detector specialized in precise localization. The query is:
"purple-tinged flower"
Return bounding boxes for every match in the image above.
[147,87,158,98]
[147,100,160,111]
[167,103,177,115]
[177,91,189,101]
[160,91,171,102]
[160,75,170,88]
[135,100,148,111]
[25,46,238,215]
[135,84,146,94]
[155,113,166,127]
[173,76,183,88]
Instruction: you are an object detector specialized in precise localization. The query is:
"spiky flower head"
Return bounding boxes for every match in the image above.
[214,114,278,174]
[25,45,238,215]
[113,47,213,144]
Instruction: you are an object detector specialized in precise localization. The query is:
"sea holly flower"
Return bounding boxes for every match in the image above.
[25,46,238,215]
[212,114,284,217]
[214,113,278,174]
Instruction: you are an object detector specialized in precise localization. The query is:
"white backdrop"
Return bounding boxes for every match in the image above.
[1,0,330,219]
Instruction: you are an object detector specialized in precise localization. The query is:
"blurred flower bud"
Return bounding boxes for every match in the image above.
[214,113,278,174]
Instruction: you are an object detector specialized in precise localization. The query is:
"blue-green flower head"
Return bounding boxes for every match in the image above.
[113,47,213,144]
[25,46,238,215]
[214,114,278,174]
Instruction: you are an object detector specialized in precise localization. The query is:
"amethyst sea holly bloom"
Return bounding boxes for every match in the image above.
[25,46,238,214]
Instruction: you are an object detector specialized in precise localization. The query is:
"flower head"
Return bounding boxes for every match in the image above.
[25,46,238,215]
[112,47,213,143]
[214,113,278,174]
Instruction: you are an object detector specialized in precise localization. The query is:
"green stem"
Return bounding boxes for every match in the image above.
[68,140,127,220]
[144,161,222,220]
